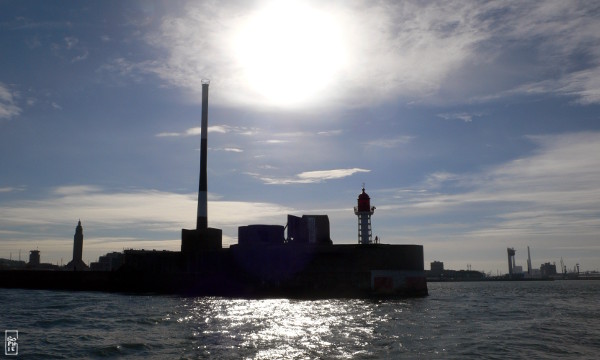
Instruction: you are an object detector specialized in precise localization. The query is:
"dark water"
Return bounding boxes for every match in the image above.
[1,281,599,359]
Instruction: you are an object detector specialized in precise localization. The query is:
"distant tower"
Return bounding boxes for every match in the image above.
[354,185,376,244]
[73,220,83,263]
[527,246,532,275]
[181,79,222,259]
[65,220,89,271]
[507,248,516,276]
[29,250,40,267]
[197,79,210,230]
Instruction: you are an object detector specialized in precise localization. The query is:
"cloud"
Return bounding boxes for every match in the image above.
[423,172,460,189]
[0,83,22,120]
[0,186,294,260]
[64,36,79,49]
[71,50,89,63]
[437,112,482,122]
[52,185,101,196]
[156,125,250,137]
[0,186,289,231]
[96,57,153,85]
[258,168,370,185]
[215,147,243,153]
[317,130,343,136]
[298,168,370,181]
[363,135,414,149]
[389,132,600,243]
[123,1,600,108]
[555,69,600,105]
[140,0,488,108]
[259,139,289,144]
[0,186,25,193]
[366,132,600,271]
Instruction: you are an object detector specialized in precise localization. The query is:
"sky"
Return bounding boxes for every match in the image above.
[1,0,600,274]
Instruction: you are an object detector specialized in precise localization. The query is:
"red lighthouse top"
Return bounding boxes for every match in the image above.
[357,187,371,212]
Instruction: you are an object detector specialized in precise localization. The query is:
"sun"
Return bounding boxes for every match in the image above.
[234,1,346,107]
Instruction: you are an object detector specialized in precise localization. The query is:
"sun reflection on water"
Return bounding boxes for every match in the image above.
[173,298,410,359]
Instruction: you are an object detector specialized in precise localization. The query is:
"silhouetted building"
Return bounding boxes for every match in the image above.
[540,262,557,277]
[0,258,26,270]
[24,250,60,270]
[65,220,89,271]
[29,250,40,267]
[430,261,444,276]
[239,225,285,246]
[122,249,182,274]
[286,215,332,245]
[90,252,124,271]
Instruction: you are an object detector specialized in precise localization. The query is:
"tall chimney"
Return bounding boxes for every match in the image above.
[197,79,210,230]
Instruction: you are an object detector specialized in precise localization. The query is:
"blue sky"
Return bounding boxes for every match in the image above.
[1,0,600,274]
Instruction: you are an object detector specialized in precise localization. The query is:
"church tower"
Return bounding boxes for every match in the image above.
[65,220,89,271]
[73,220,83,264]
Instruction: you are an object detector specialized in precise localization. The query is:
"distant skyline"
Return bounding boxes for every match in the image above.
[1,1,600,273]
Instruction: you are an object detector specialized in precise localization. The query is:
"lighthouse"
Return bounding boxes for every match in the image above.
[354,186,376,244]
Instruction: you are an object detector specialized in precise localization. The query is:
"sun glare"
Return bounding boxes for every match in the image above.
[235,1,346,107]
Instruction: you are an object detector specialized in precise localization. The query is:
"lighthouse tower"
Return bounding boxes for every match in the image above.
[354,186,376,244]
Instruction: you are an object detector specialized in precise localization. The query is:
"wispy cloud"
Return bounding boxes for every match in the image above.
[386,132,600,246]
[423,172,460,189]
[116,1,600,108]
[49,35,89,63]
[363,135,414,149]
[96,57,153,85]
[212,147,243,153]
[317,130,343,136]
[156,125,252,137]
[0,186,25,193]
[0,82,21,120]
[64,36,78,49]
[0,186,294,257]
[259,139,289,144]
[71,50,89,63]
[437,112,483,122]
[257,168,370,185]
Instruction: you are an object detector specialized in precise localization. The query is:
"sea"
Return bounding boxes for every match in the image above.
[1,280,599,359]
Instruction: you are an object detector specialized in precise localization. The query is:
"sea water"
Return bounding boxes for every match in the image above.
[1,280,599,359]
